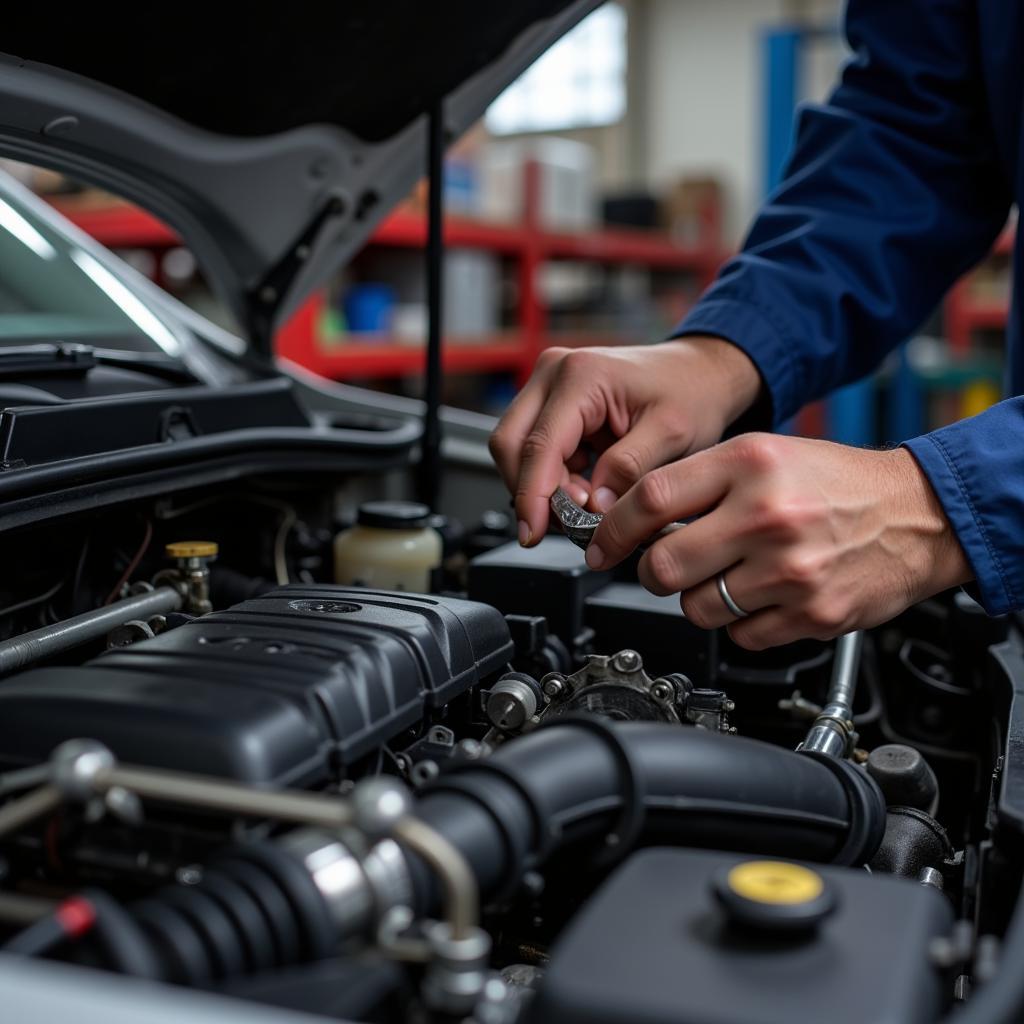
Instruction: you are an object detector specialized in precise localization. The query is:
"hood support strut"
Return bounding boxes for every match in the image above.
[416,100,446,511]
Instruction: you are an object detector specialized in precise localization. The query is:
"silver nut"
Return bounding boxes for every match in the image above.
[107,619,155,649]
[542,676,565,699]
[175,865,203,886]
[650,681,674,702]
[351,777,412,838]
[104,785,144,825]
[457,738,484,760]
[612,649,642,673]
[421,922,492,1015]
[50,739,116,802]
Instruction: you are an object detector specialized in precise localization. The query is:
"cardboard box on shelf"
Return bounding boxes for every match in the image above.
[660,176,723,247]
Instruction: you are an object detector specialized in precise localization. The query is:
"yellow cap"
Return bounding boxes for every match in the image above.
[725,861,824,906]
[165,541,219,559]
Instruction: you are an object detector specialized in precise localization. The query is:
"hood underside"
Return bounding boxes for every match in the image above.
[0,2,595,353]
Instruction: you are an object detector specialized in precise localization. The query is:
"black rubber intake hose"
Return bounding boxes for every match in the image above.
[416,718,886,901]
[125,842,336,985]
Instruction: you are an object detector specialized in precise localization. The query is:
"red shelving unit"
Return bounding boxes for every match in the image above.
[945,225,1014,350]
[55,203,180,248]
[49,163,723,384]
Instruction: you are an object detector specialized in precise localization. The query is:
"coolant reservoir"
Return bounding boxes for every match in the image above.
[334,501,442,592]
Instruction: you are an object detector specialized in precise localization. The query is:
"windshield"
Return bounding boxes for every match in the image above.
[0,173,181,355]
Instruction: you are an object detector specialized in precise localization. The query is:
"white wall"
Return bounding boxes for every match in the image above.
[637,0,844,243]
[639,0,785,242]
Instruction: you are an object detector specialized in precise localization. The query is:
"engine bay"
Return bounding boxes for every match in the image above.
[0,478,1020,1023]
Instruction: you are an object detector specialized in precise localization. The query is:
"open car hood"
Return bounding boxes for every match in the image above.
[0,2,595,356]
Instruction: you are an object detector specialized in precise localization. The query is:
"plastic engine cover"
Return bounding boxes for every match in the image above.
[0,586,512,785]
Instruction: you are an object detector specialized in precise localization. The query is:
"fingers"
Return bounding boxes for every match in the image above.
[587,447,733,570]
[566,473,591,508]
[488,350,563,494]
[727,610,816,651]
[512,383,610,545]
[634,515,744,596]
[679,561,780,629]
[589,413,693,512]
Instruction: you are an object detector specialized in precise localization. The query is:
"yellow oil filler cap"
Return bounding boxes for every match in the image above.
[165,541,219,560]
[712,859,836,932]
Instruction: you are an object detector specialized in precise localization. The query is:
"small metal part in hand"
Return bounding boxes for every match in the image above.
[550,488,605,549]
[550,488,685,551]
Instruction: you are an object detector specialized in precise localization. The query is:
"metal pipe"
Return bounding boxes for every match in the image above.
[93,764,478,938]
[0,586,183,676]
[0,892,56,926]
[93,765,354,830]
[0,785,61,839]
[801,631,864,758]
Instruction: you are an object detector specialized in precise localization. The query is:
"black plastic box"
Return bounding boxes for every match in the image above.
[530,847,953,1024]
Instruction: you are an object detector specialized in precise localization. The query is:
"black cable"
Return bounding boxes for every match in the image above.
[416,97,445,511]
[1,895,95,956]
[0,576,66,620]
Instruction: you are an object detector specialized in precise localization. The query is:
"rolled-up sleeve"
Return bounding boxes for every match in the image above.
[904,402,1024,615]
[673,0,1011,425]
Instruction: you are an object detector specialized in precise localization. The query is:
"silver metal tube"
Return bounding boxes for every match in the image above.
[802,631,864,759]
[90,767,476,936]
[93,765,354,830]
[0,891,57,925]
[0,784,61,839]
[0,587,183,676]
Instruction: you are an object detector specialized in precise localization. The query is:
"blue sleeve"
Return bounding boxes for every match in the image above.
[904,403,1024,616]
[673,0,1012,424]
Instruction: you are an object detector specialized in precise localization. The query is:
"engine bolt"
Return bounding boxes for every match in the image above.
[457,738,484,760]
[612,649,642,673]
[542,677,565,699]
[650,681,674,703]
[351,777,413,838]
[175,865,203,886]
[51,739,116,802]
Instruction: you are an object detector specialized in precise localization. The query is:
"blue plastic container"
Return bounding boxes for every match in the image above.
[343,283,395,334]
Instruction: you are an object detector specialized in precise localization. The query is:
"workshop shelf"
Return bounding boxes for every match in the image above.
[945,224,1015,349]
[50,160,722,386]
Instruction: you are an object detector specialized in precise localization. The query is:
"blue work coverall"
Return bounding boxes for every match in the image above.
[675,1,1023,616]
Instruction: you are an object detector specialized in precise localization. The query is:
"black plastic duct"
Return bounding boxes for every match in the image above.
[415,718,886,901]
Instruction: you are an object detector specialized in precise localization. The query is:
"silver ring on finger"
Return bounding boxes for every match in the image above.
[716,571,749,619]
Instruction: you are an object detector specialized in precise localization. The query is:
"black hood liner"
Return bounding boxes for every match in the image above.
[4,2,576,142]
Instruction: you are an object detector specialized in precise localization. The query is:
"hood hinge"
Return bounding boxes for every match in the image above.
[243,194,348,364]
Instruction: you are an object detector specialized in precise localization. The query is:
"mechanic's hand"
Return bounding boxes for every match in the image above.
[489,338,762,545]
[585,433,973,650]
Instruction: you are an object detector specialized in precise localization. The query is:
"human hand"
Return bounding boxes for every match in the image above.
[489,338,762,545]
[585,433,972,649]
